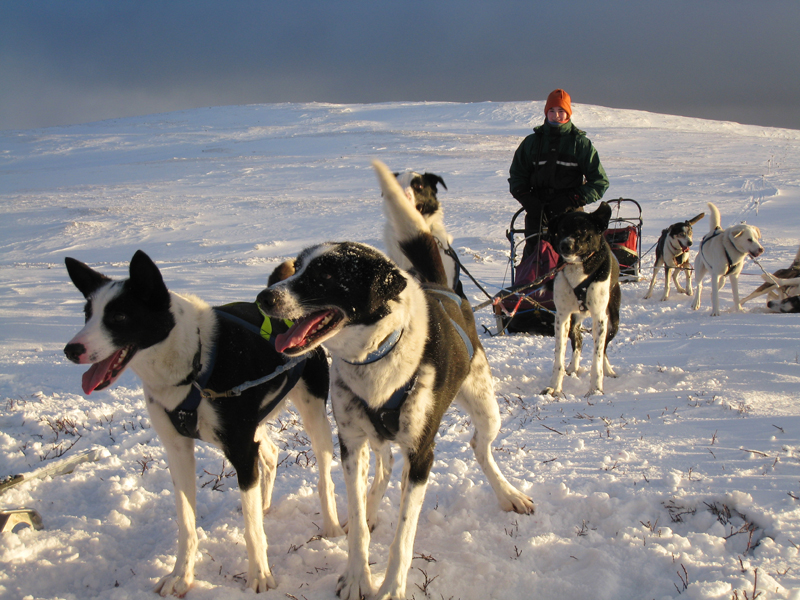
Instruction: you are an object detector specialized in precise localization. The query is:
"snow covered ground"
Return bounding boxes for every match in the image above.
[1,101,800,600]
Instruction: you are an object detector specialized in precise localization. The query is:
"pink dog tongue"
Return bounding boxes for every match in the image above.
[274,313,328,353]
[81,351,121,395]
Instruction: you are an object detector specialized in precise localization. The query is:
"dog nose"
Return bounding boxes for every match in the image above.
[559,238,574,255]
[687,240,693,247]
[256,289,277,312]
[64,343,86,364]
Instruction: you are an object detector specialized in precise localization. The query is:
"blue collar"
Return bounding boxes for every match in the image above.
[343,328,403,366]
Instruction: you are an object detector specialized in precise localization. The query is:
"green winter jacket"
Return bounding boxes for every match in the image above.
[508,120,609,216]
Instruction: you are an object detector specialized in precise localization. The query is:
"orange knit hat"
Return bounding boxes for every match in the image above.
[545,89,572,118]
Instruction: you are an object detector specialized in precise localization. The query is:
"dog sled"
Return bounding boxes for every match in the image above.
[489,198,642,336]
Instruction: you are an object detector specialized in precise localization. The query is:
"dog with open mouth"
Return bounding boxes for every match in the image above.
[691,202,764,316]
[256,160,533,600]
[64,250,342,596]
[643,212,705,301]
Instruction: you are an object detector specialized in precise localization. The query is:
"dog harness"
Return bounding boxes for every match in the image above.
[352,287,474,441]
[699,227,737,275]
[167,309,306,439]
[564,252,604,313]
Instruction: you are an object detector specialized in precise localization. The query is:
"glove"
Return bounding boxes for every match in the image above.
[544,190,582,218]
[512,189,540,213]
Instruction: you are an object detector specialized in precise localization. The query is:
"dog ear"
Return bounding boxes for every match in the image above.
[590,201,613,232]
[128,250,171,309]
[65,257,111,298]
[268,260,296,286]
[422,173,447,191]
[688,213,705,225]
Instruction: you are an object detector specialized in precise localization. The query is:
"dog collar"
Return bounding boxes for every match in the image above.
[343,328,403,366]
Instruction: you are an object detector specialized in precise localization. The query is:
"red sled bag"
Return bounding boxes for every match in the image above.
[497,238,559,335]
[604,225,639,272]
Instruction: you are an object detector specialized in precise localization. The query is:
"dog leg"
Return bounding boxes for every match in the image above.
[691,261,706,311]
[543,311,571,397]
[643,264,659,299]
[684,266,694,296]
[458,351,534,514]
[710,274,723,317]
[661,266,672,301]
[374,464,429,600]
[291,389,344,538]
[587,312,608,396]
[238,475,277,592]
[730,272,742,312]
[565,315,582,376]
[148,406,199,598]
[366,441,393,532]
[337,437,375,600]
[255,425,278,514]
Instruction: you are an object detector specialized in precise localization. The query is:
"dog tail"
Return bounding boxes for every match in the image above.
[707,202,721,232]
[372,159,448,286]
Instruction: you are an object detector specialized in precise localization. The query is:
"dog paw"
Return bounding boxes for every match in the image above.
[248,561,277,593]
[584,387,604,397]
[154,573,193,598]
[248,572,277,593]
[541,387,562,398]
[336,568,374,600]
[500,489,535,515]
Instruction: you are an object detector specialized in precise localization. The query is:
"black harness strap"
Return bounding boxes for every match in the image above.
[572,269,601,312]
[358,374,419,441]
[700,227,737,275]
[167,309,306,439]
[354,286,474,440]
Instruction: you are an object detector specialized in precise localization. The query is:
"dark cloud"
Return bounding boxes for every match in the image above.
[2,1,798,130]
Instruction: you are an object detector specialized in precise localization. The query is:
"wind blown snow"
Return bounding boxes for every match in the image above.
[1,101,800,600]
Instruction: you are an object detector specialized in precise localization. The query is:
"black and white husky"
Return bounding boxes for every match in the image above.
[643,213,705,301]
[386,169,462,292]
[63,250,342,596]
[543,203,621,397]
[256,161,533,600]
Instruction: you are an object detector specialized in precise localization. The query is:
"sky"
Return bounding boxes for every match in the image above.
[2,0,799,132]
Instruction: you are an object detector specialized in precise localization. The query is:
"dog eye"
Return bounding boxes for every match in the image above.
[107,312,127,325]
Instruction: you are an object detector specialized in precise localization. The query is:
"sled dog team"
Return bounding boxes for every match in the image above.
[64,160,787,599]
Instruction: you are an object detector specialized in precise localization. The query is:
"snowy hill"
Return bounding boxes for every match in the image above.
[1,101,799,600]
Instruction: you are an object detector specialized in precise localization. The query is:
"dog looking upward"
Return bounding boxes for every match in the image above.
[385,169,463,293]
